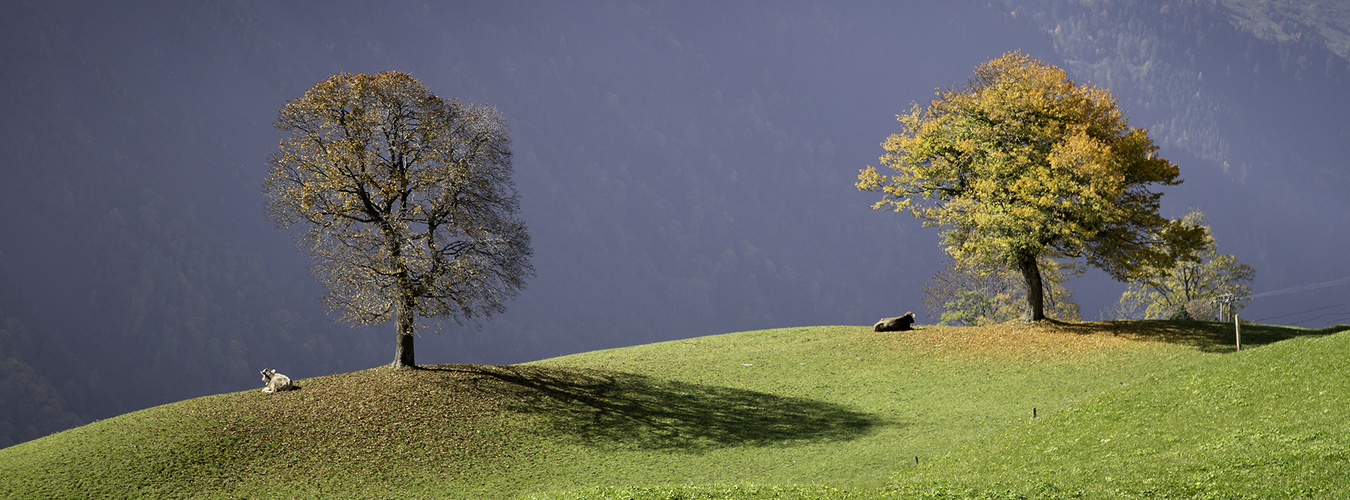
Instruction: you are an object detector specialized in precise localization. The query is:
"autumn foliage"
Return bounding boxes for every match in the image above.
[264,72,533,368]
[859,51,1205,321]
[1118,211,1255,321]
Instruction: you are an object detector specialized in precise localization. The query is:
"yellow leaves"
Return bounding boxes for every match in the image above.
[855,166,886,192]
[859,50,1193,292]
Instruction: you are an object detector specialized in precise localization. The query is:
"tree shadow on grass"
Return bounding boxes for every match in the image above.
[419,365,886,453]
[1050,319,1349,353]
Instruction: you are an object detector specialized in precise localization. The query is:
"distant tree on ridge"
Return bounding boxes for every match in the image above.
[1118,210,1254,321]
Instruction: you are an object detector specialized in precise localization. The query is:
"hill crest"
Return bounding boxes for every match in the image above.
[2,321,1343,499]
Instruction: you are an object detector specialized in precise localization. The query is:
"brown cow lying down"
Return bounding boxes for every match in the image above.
[873,312,915,332]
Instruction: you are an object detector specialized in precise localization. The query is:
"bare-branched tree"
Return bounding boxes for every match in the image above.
[264,72,533,369]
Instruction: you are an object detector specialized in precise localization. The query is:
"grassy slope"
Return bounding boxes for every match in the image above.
[888,325,1350,499]
[0,321,1342,499]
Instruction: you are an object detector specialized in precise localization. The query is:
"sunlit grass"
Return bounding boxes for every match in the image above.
[515,322,1195,490]
[888,326,1350,498]
[0,321,1343,499]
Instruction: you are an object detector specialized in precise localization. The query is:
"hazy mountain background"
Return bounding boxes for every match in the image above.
[2,0,1347,447]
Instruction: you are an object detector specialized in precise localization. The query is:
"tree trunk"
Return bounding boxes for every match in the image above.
[1017,254,1046,322]
[393,329,415,369]
[392,291,416,369]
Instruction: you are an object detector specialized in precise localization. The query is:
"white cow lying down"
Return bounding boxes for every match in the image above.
[260,368,295,393]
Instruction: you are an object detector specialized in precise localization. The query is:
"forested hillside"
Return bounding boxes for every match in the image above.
[0,270,83,447]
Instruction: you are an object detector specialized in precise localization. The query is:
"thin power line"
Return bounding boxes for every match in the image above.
[1321,316,1350,326]
[1290,311,1349,326]
[1252,303,1345,323]
[1251,275,1350,299]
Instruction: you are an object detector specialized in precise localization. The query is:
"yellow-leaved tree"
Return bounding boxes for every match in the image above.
[1118,210,1255,321]
[858,52,1206,321]
[264,72,534,369]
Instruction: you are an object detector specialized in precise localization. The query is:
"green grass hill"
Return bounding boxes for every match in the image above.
[1,321,1345,499]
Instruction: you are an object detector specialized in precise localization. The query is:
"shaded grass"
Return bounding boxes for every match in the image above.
[1,321,1342,498]
[1062,319,1346,353]
[439,365,881,452]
